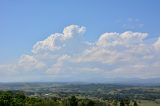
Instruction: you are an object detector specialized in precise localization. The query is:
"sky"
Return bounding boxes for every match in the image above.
[0,0,160,82]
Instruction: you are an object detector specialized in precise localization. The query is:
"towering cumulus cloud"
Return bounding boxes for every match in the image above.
[0,25,160,82]
[32,25,86,53]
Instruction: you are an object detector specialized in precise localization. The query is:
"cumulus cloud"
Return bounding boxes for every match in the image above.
[32,34,62,53]
[32,25,86,53]
[154,37,160,50]
[0,54,46,82]
[97,31,148,47]
[0,25,160,82]
[62,25,86,40]
[18,55,45,70]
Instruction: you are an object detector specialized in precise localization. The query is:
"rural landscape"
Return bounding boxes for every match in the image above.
[1,0,160,106]
[0,83,160,106]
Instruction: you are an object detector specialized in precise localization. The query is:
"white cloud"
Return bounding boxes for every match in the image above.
[154,37,160,50]
[120,31,147,41]
[0,54,46,81]
[32,25,86,53]
[18,55,45,70]
[32,34,62,53]
[97,32,120,46]
[97,31,148,47]
[0,25,160,82]
[46,55,71,75]
[62,25,86,40]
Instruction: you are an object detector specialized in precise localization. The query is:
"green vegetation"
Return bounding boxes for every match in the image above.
[0,91,111,106]
[0,91,160,106]
[0,83,160,106]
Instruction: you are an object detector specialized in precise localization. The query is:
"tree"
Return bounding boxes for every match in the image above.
[133,101,138,106]
[87,100,95,106]
[120,100,125,106]
[69,96,77,106]
[124,99,130,106]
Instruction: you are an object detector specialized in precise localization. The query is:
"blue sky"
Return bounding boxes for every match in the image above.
[0,0,160,82]
[1,0,160,62]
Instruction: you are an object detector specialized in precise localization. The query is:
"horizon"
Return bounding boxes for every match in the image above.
[0,0,160,82]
